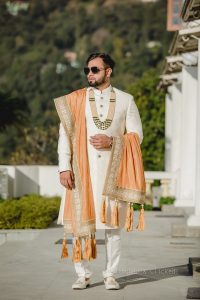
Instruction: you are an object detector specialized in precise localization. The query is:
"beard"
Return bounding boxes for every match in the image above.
[88,74,107,87]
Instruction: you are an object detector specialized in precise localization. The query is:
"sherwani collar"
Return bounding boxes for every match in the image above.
[87,85,112,96]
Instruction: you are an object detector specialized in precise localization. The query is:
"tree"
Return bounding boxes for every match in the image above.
[0,90,28,132]
[127,69,165,171]
[0,0,171,165]
[9,126,58,165]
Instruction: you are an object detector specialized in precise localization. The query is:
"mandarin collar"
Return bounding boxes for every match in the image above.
[87,84,112,95]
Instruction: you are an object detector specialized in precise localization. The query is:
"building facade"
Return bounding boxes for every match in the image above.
[160,0,200,227]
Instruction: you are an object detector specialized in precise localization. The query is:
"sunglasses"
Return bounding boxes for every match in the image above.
[84,66,106,75]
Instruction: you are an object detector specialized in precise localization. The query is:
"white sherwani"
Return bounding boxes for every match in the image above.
[57,85,143,230]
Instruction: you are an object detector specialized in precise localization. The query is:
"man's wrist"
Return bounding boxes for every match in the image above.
[59,170,72,174]
[109,136,113,148]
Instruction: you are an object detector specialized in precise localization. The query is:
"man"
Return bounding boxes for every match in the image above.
[54,53,146,290]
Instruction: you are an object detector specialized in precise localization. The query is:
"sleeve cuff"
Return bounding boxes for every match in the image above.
[58,161,72,172]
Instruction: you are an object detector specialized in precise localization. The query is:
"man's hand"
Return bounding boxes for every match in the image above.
[89,134,112,149]
[60,170,74,190]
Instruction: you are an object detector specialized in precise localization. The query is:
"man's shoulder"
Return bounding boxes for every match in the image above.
[68,87,86,97]
[113,87,133,101]
[54,88,86,103]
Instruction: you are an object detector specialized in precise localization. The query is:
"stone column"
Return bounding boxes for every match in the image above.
[160,179,170,197]
[170,83,182,173]
[145,179,154,205]
[175,66,197,207]
[170,84,182,202]
[165,90,173,171]
[187,40,200,226]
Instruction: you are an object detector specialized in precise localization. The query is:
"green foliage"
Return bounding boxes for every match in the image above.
[9,126,58,164]
[0,0,172,165]
[0,194,61,229]
[127,69,165,171]
[159,197,175,207]
[132,203,152,211]
[0,90,28,132]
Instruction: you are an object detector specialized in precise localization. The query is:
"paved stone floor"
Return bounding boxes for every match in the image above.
[0,211,199,300]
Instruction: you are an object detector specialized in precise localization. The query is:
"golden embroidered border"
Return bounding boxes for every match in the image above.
[102,136,146,204]
[54,96,96,237]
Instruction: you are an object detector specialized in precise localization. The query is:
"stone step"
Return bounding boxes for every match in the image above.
[162,205,194,217]
[162,204,185,215]
[194,265,200,280]
[172,224,200,237]
[0,234,6,246]
[0,229,40,245]
[188,257,200,280]
[187,287,200,299]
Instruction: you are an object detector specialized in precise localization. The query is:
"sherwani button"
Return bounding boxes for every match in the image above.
[100,114,103,117]
[98,154,101,158]
[100,104,103,108]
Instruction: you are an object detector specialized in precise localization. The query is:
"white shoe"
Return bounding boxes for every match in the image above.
[72,277,91,289]
[104,276,120,290]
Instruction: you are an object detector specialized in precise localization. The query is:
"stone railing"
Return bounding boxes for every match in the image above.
[0,166,177,200]
[144,171,177,205]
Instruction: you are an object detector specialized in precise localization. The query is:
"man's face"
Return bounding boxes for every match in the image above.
[86,57,111,87]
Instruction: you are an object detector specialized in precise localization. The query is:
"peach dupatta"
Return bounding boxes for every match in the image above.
[55,88,96,237]
[103,133,146,202]
[55,88,96,262]
[101,132,146,231]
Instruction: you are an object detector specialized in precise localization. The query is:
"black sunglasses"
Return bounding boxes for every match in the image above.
[84,66,106,75]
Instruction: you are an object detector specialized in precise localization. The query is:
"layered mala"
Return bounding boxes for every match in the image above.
[89,87,116,130]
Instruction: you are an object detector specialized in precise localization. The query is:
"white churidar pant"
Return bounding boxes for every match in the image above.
[73,228,121,279]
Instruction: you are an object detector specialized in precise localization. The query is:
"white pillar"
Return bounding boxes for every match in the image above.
[165,90,173,171]
[175,66,197,207]
[165,83,182,201]
[187,39,200,226]
[171,84,182,202]
[170,84,182,173]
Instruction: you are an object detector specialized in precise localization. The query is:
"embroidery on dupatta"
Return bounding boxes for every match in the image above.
[102,136,146,204]
[54,96,96,237]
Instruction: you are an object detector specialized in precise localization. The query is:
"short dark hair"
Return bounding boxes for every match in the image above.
[86,53,115,71]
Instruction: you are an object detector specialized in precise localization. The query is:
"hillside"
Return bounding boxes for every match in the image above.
[0,0,172,169]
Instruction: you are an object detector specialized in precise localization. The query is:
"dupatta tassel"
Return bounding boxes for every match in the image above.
[72,237,82,263]
[111,199,119,227]
[83,235,93,260]
[61,237,68,259]
[136,204,145,231]
[125,202,134,232]
[91,233,97,259]
[100,196,107,223]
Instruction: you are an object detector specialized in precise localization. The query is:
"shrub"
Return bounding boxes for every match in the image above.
[0,194,60,229]
[159,196,175,208]
[132,203,152,211]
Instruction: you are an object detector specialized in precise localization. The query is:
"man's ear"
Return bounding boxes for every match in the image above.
[106,68,112,78]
